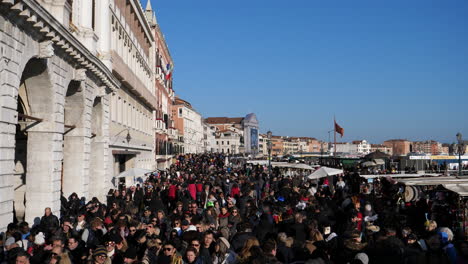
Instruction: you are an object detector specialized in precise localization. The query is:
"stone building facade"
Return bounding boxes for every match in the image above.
[383,139,412,156]
[205,113,260,155]
[149,1,178,169]
[0,0,120,231]
[108,0,157,183]
[172,97,203,154]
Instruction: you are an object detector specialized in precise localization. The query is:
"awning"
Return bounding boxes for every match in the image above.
[361,173,441,179]
[374,159,385,165]
[443,184,468,197]
[116,168,153,178]
[362,161,377,167]
[308,167,343,179]
[112,150,141,155]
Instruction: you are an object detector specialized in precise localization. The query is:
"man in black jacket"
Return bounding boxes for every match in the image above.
[39,207,59,238]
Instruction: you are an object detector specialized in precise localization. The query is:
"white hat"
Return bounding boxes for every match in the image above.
[35,232,45,245]
[218,236,230,249]
[355,253,369,264]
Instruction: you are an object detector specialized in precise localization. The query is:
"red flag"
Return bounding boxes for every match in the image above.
[335,120,344,137]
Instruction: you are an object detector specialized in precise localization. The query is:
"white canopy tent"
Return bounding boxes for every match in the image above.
[307,167,343,180]
[116,168,152,186]
[397,176,468,197]
[246,161,314,170]
[361,173,442,179]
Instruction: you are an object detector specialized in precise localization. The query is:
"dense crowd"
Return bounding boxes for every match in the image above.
[1,153,468,264]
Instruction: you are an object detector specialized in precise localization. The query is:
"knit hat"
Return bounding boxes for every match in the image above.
[34,232,45,245]
[355,253,369,264]
[93,246,107,258]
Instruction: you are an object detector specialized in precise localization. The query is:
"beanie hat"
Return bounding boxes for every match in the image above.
[355,253,369,264]
[93,246,107,258]
[34,232,45,245]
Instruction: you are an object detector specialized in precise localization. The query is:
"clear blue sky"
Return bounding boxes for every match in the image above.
[145,0,468,143]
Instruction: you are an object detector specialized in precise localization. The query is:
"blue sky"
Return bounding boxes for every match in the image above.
[145,0,468,143]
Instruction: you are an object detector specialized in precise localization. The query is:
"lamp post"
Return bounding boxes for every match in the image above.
[267,131,273,177]
[455,133,466,176]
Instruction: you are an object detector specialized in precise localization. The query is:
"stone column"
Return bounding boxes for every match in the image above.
[25,130,62,225]
[89,138,107,201]
[77,0,95,52]
[95,0,112,69]
[62,128,88,199]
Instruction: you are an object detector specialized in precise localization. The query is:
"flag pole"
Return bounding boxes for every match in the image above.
[334,116,337,157]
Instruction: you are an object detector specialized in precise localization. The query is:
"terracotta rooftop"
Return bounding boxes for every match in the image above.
[205,117,244,124]
[174,97,192,109]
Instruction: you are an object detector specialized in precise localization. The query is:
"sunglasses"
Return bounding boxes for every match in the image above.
[130,229,136,232]
[105,242,115,246]
[164,248,173,251]
[191,243,200,247]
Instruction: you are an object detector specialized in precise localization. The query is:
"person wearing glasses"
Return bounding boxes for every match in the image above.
[67,236,87,264]
[142,237,163,264]
[190,239,202,253]
[126,225,138,247]
[159,242,182,264]
[89,246,110,264]
[146,223,160,238]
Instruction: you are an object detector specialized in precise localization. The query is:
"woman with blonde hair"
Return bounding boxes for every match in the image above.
[238,237,259,263]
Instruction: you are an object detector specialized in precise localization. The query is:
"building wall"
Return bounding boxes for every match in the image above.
[371,144,393,155]
[215,130,242,154]
[271,137,284,156]
[175,105,203,154]
[383,140,411,156]
[108,0,157,181]
[203,123,216,153]
[0,0,119,231]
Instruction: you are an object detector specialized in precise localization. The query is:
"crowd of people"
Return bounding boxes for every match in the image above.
[1,153,468,264]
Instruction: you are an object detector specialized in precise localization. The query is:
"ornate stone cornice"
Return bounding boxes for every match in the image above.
[1,0,120,92]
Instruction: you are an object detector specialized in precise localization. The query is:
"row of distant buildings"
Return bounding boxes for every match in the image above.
[254,137,461,158]
[170,98,260,157]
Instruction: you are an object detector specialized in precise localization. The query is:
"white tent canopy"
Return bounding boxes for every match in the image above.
[397,176,468,197]
[443,184,468,197]
[116,168,152,178]
[246,161,314,170]
[116,168,152,186]
[361,173,441,179]
[308,167,343,180]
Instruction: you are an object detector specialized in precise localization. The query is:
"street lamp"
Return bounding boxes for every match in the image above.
[454,133,466,176]
[267,131,273,177]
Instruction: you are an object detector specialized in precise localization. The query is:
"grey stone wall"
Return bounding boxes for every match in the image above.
[0,10,112,231]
